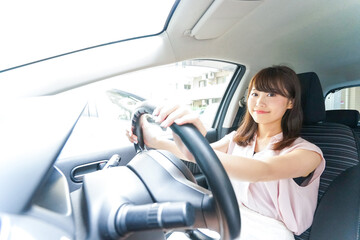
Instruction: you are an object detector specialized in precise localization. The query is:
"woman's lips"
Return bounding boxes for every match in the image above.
[254,110,269,114]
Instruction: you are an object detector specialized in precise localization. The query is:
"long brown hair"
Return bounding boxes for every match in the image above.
[233,66,303,150]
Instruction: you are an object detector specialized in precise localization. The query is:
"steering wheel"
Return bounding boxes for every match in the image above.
[131,102,240,240]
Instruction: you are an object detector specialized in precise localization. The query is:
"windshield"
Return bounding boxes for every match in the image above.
[0,0,177,72]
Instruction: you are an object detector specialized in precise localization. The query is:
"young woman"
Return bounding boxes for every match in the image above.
[127,66,325,240]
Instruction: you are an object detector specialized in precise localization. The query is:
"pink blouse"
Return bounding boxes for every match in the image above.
[227,132,325,235]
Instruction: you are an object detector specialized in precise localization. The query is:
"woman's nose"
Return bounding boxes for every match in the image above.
[256,95,266,106]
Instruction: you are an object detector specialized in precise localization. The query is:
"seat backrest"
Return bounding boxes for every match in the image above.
[355,127,360,140]
[309,163,360,240]
[326,109,360,141]
[326,109,359,129]
[295,72,360,240]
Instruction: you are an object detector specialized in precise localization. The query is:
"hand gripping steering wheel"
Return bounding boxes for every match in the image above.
[131,102,240,240]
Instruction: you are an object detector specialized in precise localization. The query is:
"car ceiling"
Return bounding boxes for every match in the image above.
[167,0,360,94]
[0,0,359,98]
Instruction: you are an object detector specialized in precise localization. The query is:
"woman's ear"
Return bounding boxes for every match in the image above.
[287,100,293,109]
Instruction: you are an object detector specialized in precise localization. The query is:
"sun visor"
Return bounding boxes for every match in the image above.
[188,0,263,40]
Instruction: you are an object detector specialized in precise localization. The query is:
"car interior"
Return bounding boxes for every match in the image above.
[0,0,360,239]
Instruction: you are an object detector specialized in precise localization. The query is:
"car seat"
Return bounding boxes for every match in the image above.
[296,72,360,240]
[326,109,359,129]
[326,109,360,144]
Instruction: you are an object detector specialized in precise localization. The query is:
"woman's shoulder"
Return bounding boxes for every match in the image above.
[226,130,254,154]
[293,136,317,147]
[288,136,324,156]
[224,130,237,144]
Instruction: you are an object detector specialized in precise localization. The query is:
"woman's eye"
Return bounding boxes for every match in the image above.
[268,93,276,97]
[251,92,258,97]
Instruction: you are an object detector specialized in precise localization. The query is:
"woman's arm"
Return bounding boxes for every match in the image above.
[147,132,321,183]
[215,148,322,182]
[169,130,231,161]
[142,127,321,183]
[142,125,231,162]
[127,103,322,183]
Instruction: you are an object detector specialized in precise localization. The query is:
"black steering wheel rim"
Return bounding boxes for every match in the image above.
[131,103,240,239]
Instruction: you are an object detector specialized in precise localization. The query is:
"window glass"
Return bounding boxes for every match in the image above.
[71,60,237,128]
[59,60,237,157]
[325,86,360,112]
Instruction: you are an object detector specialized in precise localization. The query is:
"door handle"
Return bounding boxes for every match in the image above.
[70,160,107,182]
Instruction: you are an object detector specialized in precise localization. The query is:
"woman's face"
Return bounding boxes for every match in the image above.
[247,88,293,127]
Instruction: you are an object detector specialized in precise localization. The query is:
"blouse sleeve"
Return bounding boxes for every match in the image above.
[226,131,237,154]
[282,137,326,185]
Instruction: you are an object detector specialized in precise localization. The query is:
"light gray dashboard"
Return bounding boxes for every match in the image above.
[0,96,85,213]
[0,167,74,240]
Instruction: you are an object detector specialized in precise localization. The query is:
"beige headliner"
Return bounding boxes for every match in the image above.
[168,0,360,93]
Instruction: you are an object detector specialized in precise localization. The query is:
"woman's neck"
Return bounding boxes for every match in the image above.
[255,125,282,152]
[257,124,282,139]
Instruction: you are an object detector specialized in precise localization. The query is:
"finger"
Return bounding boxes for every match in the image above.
[132,135,138,143]
[153,105,162,116]
[125,128,133,137]
[156,103,180,123]
[152,100,167,117]
[174,113,207,136]
[125,128,138,143]
[129,133,138,143]
[174,112,199,125]
[160,107,190,128]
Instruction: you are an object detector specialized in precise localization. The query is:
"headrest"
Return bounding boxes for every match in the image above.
[326,110,360,128]
[297,72,326,124]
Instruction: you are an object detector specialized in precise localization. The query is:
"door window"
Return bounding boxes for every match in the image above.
[325,86,360,125]
[325,86,360,112]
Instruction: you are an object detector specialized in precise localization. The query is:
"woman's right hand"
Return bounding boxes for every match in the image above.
[153,103,207,137]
